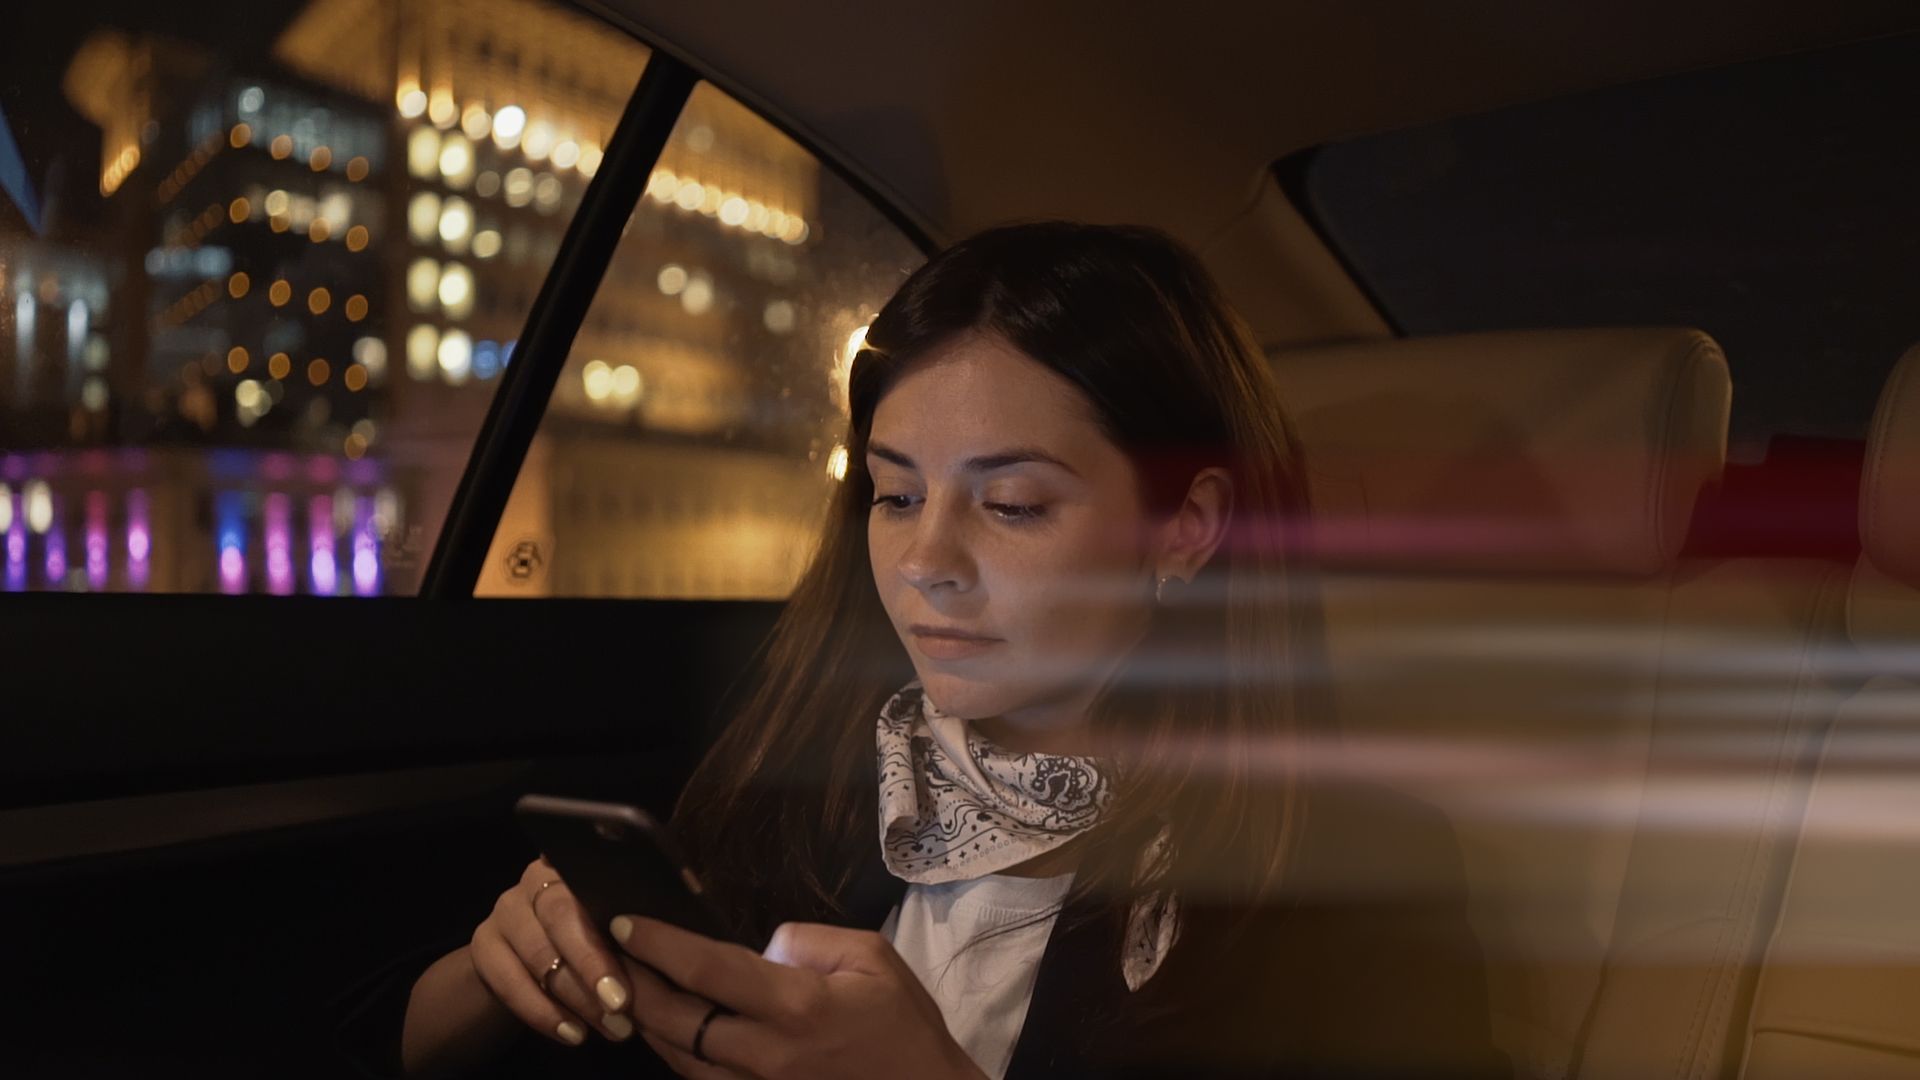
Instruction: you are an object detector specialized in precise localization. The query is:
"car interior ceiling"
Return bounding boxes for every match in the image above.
[7,3,1920,1078]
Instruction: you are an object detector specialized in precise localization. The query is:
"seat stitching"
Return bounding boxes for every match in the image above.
[1716,566,1852,1079]
[1718,567,1848,1076]
[1863,347,1918,573]
[1676,565,1844,1080]
[1646,333,1719,574]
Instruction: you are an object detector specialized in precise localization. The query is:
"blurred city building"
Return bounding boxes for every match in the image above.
[2,0,917,598]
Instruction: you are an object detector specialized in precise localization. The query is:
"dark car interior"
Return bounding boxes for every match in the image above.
[5,2,1920,1076]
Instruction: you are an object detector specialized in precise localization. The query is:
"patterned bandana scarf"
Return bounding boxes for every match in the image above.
[874,679,1179,990]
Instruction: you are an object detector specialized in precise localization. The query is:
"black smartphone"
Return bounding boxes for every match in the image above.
[513,794,748,948]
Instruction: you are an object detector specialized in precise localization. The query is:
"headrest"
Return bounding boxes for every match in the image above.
[1860,345,1920,590]
[1269,328,1730,576]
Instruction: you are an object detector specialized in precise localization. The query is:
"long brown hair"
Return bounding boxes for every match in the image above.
[672,221,1325,960]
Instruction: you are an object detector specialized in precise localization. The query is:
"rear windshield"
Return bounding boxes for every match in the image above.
[1301,31,1920,458]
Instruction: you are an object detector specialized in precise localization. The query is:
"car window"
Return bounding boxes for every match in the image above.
[1,0,648,594]
[475,80,925,599]
[1300,31,1920,458]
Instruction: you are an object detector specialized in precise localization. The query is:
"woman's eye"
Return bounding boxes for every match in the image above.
[870,494,917,513]
[985,502,1047,523]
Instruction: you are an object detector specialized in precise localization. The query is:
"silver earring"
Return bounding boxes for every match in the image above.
[1155,575,1171,604]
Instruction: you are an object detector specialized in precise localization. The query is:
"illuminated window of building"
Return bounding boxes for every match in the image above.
[406,258,441,312]
[406,126,441,179]
[438,134,475,188]
[437,262,475,320]
[407,191,442,244]
[503,167,534,208]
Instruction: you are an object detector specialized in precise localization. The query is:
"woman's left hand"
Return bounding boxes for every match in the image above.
[608,914,987,1080]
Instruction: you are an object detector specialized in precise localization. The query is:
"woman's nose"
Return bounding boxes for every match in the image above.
[897,506,975,593]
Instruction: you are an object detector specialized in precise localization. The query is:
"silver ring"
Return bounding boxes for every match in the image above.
[540,955,565,995]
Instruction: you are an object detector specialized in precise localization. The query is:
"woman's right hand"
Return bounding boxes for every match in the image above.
[467,856,637,1047]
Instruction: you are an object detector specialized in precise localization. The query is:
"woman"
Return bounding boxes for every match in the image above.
[372,222,1506,1078]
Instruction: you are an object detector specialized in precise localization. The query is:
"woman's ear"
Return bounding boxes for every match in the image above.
[1155,467,1234,584]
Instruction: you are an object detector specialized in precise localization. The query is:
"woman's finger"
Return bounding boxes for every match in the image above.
[469,923,598,1047]
[494,897,634,1043]
[526,877,633,1018]
[642,1029,752,1080]
[620,957,779,1075]
[610,914,807,1020]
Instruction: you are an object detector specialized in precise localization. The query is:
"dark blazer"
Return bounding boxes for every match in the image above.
[335,782,1507,1079]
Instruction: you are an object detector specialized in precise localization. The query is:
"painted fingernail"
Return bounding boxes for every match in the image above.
[610,915,633,942]
[596,975,629,1011]
[602,1012,634,1040]
[556,1020,587,1046]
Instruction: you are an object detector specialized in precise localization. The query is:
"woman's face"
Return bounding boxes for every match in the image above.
[866,332,1160,746]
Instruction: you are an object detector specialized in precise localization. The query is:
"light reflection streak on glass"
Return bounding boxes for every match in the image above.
[352,493,380,596]
[85,491,109,589]
[126,489,151,589]
[216,492,247,594]
[309,494,337,596]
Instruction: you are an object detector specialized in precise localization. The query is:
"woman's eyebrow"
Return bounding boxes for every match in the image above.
[867,441,1082,479]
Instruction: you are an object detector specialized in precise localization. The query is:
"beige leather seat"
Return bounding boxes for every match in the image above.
[1271,328,1733,1078]
[1736,345,1920,1078]
[1571,543,1852,1080]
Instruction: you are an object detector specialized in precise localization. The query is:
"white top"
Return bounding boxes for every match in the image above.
[880,871,1076,1080]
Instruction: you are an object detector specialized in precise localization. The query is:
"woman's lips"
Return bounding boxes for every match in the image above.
[910,628,1001,660]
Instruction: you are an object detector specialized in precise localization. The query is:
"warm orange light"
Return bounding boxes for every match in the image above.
[308,288,332,315]
[269,214,290,234]
[227,346,250,374]
[345,225,369,252]
[268,352,292,380]
[228,272,250,299]
[310,146,333,172]
[307,358,331,386]
[270,134,293,160]
[230,124,251,148]
[346,156,370,182]
[344,433,367,460]
[228,197,250,223]
[269,280,292,307]
[344,295,369,322]
[343,363,368,392]
[308,218,331,243]
[427,92,456,128]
